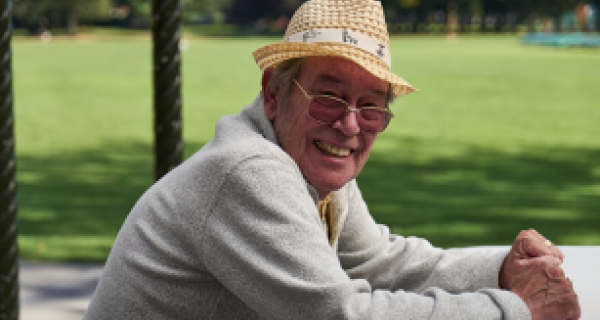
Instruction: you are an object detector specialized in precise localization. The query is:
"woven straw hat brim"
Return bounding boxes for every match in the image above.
[253,42,417,98]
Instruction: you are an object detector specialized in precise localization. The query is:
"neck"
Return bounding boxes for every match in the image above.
[317,190,331,201]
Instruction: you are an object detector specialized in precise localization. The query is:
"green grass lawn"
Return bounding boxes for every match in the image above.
[12,33,600,262]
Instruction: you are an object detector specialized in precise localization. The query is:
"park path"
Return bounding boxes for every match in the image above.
[20,262,102,320]
[20,246,599,320]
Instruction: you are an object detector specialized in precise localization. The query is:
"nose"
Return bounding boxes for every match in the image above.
[332,109,361,136]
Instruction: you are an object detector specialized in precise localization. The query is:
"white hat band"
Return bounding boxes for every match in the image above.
[283,28,392,68]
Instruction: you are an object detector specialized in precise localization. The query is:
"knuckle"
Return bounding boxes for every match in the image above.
[549,266,565,278]
[528,256,559,268]
[518,230,532,238]
[561,292,579,303]
[561,280,574,290]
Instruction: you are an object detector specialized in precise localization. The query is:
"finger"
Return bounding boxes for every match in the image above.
[525,228,543,238]
[534,230,564,262]
[549,245,565,262]
[512,230,546,259]
[528,276,580,320]
[517,231,562,261]
[522,254,562,269]
[545,265,566,280]
[541,271,579,316]
[524,229,548,244]
[544,291,580,320]
[566,295,582,320]
[509,258,562,297]
[502,254,561,290]
[510,263,551,298]
[521,236,554,258]
[537,293,580,320]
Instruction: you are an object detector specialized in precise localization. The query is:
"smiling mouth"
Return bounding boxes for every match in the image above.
[315,141,352,157]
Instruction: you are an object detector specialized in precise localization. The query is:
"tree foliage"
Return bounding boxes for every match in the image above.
[11,0,600,34]
[181,0,233,24]
[226,0,302,24]
[12,0,236,32]
[13,0,112,34]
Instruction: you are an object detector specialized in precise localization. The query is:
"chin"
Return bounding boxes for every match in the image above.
[313,176,353,196]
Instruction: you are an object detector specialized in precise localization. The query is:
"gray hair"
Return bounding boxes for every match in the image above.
[267,58,305,110]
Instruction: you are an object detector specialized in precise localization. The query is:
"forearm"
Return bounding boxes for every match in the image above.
[338,181,510,293]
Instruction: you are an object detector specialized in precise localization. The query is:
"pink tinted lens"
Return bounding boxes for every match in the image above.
[358,109,388,132]
[309,97,347,122]
[309,97,389,133]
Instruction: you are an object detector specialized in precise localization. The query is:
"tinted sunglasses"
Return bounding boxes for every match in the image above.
[293,79,393,133]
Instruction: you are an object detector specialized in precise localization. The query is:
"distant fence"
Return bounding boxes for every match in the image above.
[522,32,600,48]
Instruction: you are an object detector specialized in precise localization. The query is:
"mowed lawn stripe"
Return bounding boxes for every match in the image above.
[12,34,600,261]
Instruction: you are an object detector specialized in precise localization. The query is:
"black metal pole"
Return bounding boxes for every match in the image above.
[152,0,183,181]
[0,0,18,318]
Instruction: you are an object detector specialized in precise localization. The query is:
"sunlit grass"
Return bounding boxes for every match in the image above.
[12,32,600,261]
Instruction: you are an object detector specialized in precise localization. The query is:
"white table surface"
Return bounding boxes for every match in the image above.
[559,246,600,320]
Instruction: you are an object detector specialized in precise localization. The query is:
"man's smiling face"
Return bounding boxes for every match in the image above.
[264,56,389,199]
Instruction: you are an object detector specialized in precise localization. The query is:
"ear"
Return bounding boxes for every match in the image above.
[261,69,278,121]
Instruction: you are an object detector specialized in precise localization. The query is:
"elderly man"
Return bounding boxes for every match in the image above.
[85,0,580,319]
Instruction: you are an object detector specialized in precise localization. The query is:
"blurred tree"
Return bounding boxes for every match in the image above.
[112,0,150,28]
[112,0,233,26]
[13,0,112,34]
[226,0,301,25]
[10,0,598,35]
[382,0,592,33]
[399,0,421,9]
[539,0,581,31]
[181,0,233,24]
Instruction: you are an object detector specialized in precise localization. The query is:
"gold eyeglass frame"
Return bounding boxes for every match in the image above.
[292,79,394,133]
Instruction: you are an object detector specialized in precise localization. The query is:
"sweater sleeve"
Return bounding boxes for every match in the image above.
[337,179,531,319]
[201,156,531,320]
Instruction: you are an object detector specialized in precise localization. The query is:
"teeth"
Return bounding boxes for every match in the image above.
[315,141,351,157]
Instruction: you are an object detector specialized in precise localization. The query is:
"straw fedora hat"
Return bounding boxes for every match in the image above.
[253,0,416,98]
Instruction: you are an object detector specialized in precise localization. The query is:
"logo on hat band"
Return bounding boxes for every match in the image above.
[284,28,392,68]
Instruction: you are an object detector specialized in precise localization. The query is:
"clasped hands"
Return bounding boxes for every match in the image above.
[500,229,580,320]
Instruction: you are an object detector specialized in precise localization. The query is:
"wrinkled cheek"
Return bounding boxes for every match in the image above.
[279,134,307,166]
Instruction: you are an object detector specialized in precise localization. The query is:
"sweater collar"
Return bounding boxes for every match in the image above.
[241,93,278,146]
[242,93,322,205]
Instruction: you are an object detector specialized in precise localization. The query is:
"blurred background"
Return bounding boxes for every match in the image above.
[10,0,600,36]
[7,0,600,263]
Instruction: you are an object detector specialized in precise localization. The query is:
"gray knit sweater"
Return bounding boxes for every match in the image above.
[84,95,531,319]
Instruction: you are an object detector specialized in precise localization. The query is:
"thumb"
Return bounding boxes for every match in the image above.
[518,237,553,259]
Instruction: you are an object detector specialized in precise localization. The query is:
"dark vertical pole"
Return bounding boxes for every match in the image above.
[0,0,18,319]
[152,0,183,181]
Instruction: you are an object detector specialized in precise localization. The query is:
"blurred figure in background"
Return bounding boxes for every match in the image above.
[585,3,597,31]
[446,2,459,41]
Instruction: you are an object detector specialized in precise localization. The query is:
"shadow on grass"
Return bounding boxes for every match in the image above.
[16,137,600,261]
[17,140,206,262]
[359,136,600,248]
